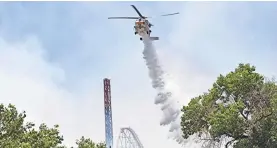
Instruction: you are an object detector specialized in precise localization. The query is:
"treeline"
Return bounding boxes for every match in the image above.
[0,104,105,148]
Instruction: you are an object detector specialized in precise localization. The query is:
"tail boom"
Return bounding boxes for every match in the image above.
[150,37,159,41]
[140,36,159,41]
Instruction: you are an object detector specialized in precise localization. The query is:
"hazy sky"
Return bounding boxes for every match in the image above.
[0,1,276,148]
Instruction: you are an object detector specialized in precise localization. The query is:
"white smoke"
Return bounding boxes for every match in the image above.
[141,36,186,144]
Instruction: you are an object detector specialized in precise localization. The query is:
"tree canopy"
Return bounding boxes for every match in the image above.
[76,136,105,148]
[181,63,277,148]
[0,104,105,148]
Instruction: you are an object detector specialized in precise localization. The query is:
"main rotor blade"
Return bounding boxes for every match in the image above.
[146,12,180,19]
[161,12,180,16]
[108,17,139,19]
[131,5,144,18]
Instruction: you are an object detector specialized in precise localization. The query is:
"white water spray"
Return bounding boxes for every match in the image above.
[142,36,186,144]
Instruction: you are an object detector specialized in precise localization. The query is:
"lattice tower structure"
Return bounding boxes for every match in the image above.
[104,78,113,148]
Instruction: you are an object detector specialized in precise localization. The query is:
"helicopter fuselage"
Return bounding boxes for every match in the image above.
[134,19,152,40]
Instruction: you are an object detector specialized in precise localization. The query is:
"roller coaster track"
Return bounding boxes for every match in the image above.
[116,127,144,148]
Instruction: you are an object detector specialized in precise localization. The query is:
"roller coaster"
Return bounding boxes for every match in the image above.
[116,127,144,148]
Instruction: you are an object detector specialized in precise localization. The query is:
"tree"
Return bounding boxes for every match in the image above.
[181,63,277,148]
[75,136,105,148]
[0,103,105,148]
[0,104,64,148]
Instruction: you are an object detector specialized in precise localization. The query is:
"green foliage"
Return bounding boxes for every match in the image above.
[0,104,64,148]
[181,63,277,148]
[76,136,105,148]
[0,104,105,148]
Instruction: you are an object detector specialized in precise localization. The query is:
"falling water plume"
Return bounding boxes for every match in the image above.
[141,36,186,144]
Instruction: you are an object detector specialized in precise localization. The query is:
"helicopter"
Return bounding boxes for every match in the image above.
[108,5,179,41]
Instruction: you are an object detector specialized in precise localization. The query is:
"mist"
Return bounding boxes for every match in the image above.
[142,36,185,144]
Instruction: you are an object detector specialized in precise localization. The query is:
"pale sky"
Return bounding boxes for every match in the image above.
[0,1,276,148]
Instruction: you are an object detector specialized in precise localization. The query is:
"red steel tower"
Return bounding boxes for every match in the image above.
[103,78,113,148]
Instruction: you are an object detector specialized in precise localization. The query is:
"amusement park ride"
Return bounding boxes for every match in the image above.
[108,5,179,41]
[103,78,144,148]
